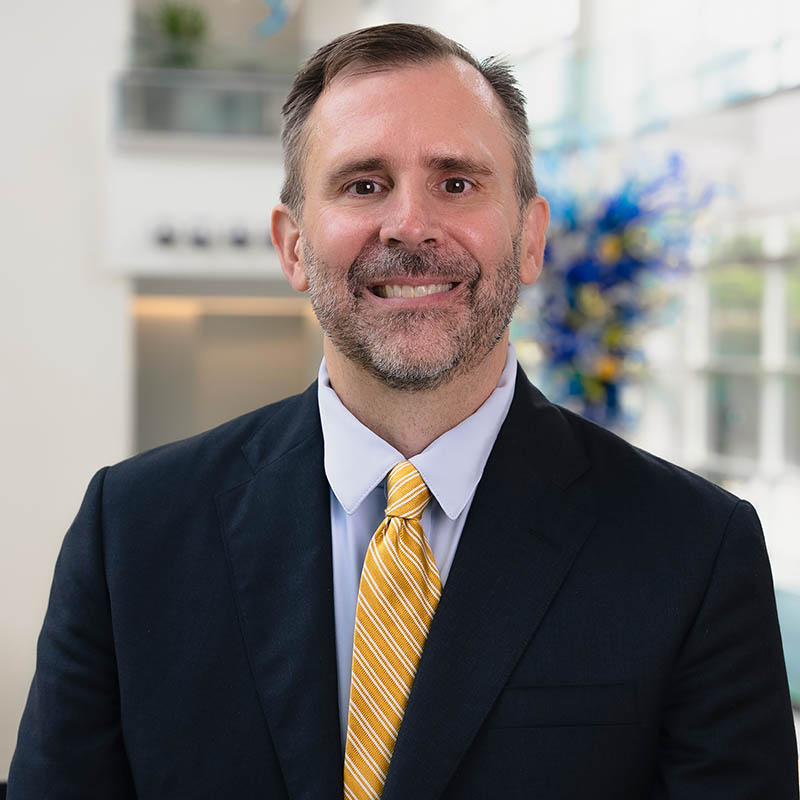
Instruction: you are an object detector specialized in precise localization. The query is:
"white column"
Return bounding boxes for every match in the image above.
[0,0,132,779]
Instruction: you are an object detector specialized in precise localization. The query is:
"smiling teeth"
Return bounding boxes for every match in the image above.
[375,283,455,298]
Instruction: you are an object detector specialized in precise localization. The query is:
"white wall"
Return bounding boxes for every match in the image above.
[108,136,285,277]
[0,0,132,779]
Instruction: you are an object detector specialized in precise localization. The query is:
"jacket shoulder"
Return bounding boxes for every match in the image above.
[513,370,739,516]
[545,400,745,550]
[102,385,318,513]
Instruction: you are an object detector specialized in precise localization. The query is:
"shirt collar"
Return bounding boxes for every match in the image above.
[317,343,518,519]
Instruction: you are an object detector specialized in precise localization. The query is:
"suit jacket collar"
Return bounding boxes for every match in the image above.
[216,383,344,800]
[217,369,596,800]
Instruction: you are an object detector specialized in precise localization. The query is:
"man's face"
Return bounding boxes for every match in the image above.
[277,57,547,390]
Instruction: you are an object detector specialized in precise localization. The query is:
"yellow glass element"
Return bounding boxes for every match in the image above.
[596,233,624,264]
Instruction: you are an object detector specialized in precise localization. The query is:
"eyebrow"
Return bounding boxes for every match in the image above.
[424,155,495,177]
[324,154,496,191]
[325,158,388,191]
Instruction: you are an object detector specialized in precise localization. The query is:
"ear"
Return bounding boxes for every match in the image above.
[519,195,550,286]
[271,204,308,291]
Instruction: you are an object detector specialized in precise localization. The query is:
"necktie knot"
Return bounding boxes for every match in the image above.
[385,461,430,521]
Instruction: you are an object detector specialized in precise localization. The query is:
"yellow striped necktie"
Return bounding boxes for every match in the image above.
[343,461,442,800]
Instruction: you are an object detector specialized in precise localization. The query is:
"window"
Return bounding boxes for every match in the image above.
[637,218,800,589]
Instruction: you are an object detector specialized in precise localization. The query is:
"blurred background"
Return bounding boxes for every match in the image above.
[1,0,799,782]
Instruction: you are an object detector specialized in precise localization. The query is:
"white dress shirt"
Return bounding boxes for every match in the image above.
[317,343,518,744]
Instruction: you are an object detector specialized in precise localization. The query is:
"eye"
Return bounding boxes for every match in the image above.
[346,180,384,195]
[441,177,474,194]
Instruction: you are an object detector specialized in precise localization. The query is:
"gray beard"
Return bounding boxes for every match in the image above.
[303,238,521,392]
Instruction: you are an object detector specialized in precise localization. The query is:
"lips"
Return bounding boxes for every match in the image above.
[371,282,458,298]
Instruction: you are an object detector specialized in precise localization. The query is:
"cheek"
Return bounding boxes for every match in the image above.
[448,206,517,263]
[309,208,375,266]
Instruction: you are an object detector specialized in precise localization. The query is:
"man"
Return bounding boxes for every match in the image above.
[9,23,798,800]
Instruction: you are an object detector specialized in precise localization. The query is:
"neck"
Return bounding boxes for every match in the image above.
[324,334,510,458]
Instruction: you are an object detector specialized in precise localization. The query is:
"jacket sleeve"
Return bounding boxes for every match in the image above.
[8,468,136,799]
[652,499,798,799]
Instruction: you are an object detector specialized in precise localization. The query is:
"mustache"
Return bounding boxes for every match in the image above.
[347,242,481,293]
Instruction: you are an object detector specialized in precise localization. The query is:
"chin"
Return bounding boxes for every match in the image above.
[357,335,495,392]
[363,359,461,392]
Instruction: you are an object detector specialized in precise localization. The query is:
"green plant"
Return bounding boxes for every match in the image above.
[157,2,208,68]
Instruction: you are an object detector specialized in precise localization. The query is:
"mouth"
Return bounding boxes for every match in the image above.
[370,282,459,298]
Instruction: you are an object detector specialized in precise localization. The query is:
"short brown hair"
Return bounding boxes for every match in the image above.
[279,23,537,219]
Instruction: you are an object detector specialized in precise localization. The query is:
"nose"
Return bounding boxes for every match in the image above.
[379,183,442,251]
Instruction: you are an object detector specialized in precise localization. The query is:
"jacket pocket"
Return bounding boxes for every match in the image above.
[484,681,639,728]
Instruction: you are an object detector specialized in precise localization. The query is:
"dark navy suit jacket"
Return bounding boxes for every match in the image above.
[9,369,799,798]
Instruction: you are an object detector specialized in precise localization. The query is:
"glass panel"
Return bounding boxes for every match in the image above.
[635,370,683,457]
[708,373,760,459]
[787,376,800,467]
[775,589,800,704]
[708,267,764,357]
[118,72,288,137]
[788,270,800,358]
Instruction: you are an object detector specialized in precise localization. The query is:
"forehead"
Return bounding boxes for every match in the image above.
[302,57,515,180]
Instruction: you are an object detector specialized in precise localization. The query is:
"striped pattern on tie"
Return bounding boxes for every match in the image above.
[343,461,442,800]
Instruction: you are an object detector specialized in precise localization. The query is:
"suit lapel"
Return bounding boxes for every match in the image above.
[382,370,597,800]
[216,385,343,800]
